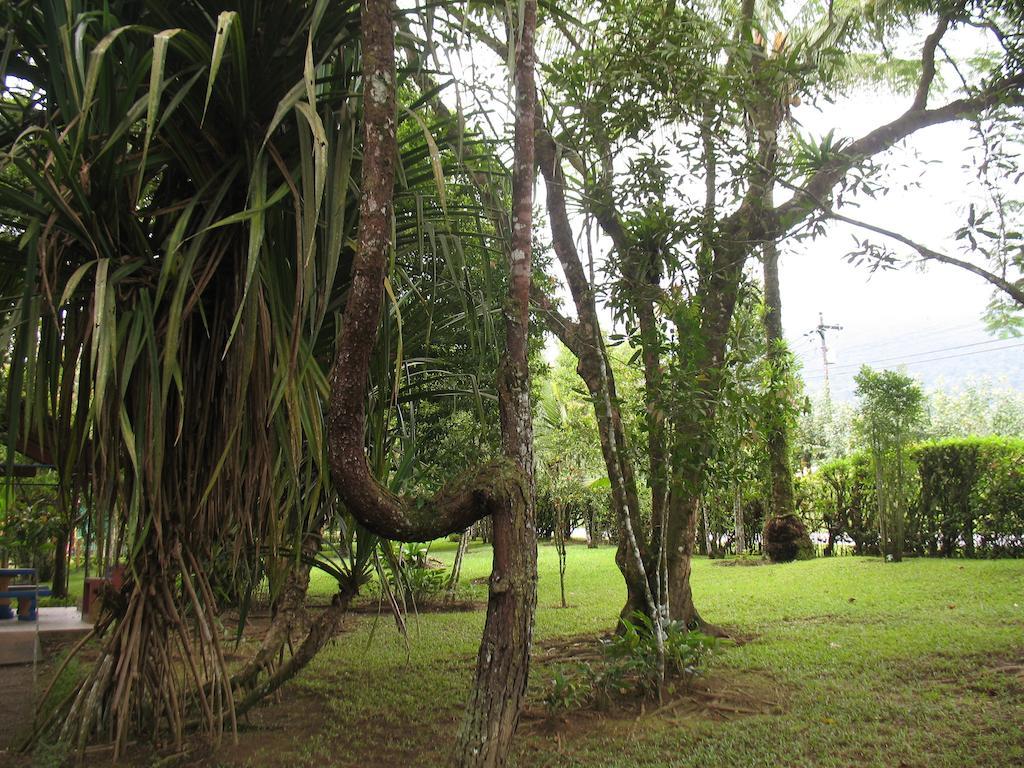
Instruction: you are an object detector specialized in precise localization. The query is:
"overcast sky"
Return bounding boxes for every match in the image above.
[780,84,1023,401]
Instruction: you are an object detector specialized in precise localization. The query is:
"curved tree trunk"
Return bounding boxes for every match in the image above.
[325,3,538,765]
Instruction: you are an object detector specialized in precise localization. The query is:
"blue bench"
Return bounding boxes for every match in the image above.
[0,586,53,621]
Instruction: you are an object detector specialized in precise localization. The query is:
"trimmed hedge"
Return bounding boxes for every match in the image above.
[796,437,1024,558]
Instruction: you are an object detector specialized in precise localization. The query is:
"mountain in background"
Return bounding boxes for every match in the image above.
[791,319,1024,401]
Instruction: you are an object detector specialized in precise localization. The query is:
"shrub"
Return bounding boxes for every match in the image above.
[798,437,1024,558]
[543,665,594,712]
[601,611,720,698]
[379,542,447,603]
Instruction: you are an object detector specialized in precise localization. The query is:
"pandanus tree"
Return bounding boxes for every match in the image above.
[1,0,540,764]
[2,0,370,751]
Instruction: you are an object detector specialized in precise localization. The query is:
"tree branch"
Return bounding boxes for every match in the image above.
[773,69,1024,237]
[826,209,1024,307]
[913,13,952,111]
[327,0,512,543]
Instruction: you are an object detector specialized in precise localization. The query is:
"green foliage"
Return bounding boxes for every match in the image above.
[379,542,448,604]
[926,378,1024,439]
[914,437,1024,557]
[602,611,720,698]
[538,610,720,711]
[797,451,880,555]
[855,367,927,560]
[798,436,1024,557]
[543,666,594,713]
[0,478,61,577]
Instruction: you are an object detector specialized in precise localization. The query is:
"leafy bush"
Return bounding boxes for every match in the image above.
[0,498,62,579]
[379,542,447,603]
[539,614,720,712]
[915,437,1024,557]
[798,437,1024,558]
[543,666,594,713]
[601,611,720,698]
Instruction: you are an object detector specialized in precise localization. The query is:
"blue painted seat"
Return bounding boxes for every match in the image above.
[0,586,53,621]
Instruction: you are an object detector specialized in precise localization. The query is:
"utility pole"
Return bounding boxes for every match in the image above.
[808,312,843,403]
[804,313,843,464]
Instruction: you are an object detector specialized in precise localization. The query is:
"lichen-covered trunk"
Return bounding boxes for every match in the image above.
[762,238,795,518]
[660,236,748,634]
[633,263,669,609]
[666,477,701,626]
[453,2,538,764]
[534,126,651,630]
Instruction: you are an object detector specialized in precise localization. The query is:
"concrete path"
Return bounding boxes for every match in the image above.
[0,607,92,665]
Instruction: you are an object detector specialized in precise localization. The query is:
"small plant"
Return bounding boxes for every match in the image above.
[399,563,447,602]
[601,611,720,698]
[380,542,447,603]
[543,665,593,713]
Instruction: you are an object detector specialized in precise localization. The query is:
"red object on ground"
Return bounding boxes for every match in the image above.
[106,565,127,591]
[82,577,105,622]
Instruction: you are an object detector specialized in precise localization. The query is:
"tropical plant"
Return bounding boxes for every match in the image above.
[601,611,720,699]
[854,367,927,561]
[1,2,540,764]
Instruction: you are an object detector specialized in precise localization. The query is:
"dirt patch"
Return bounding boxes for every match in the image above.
[525,632,784,743]
[0,663,43,753]
[712,556,770,567]
[519,667,785,744]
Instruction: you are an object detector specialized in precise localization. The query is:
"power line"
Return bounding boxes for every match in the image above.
[811,321,984,357]
[822,336,1014,373]
[803,339,1024,380]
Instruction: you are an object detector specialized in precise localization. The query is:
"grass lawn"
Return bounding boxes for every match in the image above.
[205,544,1024,768]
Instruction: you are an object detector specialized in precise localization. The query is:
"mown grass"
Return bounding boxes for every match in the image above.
[266,544,1024,768]
[16,547,1022,767]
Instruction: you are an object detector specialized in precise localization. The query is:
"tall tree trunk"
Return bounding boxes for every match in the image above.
[446,530,471,597]
[52,528,69,599]
[762,237,795,517]
[326,4,538,765]
[555,502,567,608]
[733,485,746,555]
[438,16,654,633]
[533,131,652,628]
[454,2,538,762]
[632,252,670,614]
[668,487,702,625]
[585,503,597,548]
